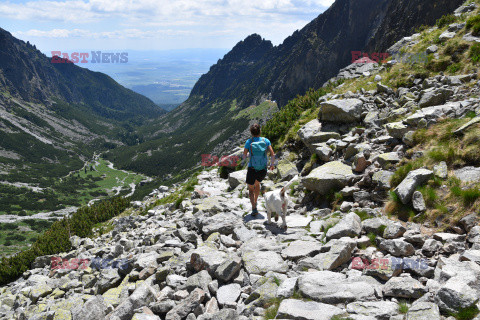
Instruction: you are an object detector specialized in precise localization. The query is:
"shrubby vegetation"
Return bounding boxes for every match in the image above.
[0,196,130,285]
[262,87,332,146]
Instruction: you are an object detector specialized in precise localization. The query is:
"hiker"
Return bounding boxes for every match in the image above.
[242,123,275,216]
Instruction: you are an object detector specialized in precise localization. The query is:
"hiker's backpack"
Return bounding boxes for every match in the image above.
[249,138,268,170]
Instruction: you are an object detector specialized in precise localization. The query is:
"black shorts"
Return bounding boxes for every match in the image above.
[246,167,267,185]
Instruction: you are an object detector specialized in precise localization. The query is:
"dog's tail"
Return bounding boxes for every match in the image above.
[280,175,299,198]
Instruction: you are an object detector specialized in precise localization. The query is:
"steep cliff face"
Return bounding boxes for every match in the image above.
[0,28,163,121]
[365,0,466,52]
[187,0,465,108]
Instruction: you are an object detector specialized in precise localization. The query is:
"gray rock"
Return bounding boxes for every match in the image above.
[412,191,426,212]
[277,159,299,181]
[383,222,406,239]
[228,170,247,189]
[277,277,298,298]
[297,271,377,303]
[302,161,353,195]
[197,309,239,320]
[166,288,206,320]
[201,212,240,236]
[214,256,242,282]
[383,276,427,299]
[460,250,480,264]
[362,218,389,235]
[459,213,478,232]
[453,116,480,134]
[277,299,347,320]
[426,45,438,54]
[454,166,480,184]
[130,283,158,309]
[319,99,364,123]
[135,252,161,269]
[72,296,107,320]
[216,283,241,306]
[300,238,356,270]
[422,239,443,257]
[438,31,456,41]
[244,277,278,305]
[435,278,479,313]
[150,300,176,315]
[190,246,229,276]
[185,270,212,292]
[346,301,399,320]
[297,119,322,146]
[418,87,453,108]
[326,212,362,239]
[132,314,161,320]
[166,274,187,288]
[433,161,448,179]
[386,122,409,139]
[375,152,400,168]
[314,144,333,162]
[406,301,440,320]
[233,225,256,242]
[394,169,432,204]
[377,83,393,95]
[281,240,323,260]
[372,171,393,190]
[242,250,288,275]
[96,269,122,294]
[378,238,415,257]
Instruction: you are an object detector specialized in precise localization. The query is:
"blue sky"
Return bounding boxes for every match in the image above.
[0,0,334,54]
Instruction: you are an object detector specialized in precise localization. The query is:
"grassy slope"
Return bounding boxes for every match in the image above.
[263,0,480,229]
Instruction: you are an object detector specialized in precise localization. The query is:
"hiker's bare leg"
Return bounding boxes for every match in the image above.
[248,184,255,209]
[253,180,261,208]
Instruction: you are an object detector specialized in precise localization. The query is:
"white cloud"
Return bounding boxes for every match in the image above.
[3,0,335,49]
[0,0,334,22]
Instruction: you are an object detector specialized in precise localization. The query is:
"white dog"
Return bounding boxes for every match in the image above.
[263,175,299,230]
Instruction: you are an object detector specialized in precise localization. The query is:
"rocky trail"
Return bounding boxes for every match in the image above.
[2,2,480,319]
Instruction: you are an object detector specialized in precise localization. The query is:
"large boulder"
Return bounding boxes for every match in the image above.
[299,238,356,270]
[242,250,288,275]
[276,299,347,320]
[277,159,299,181]
[297,119,322,145]
[216,283,241,306]
[385,122,409,139]
[394,169,432,204]
[383,276,427,299]
[190,246,228,275]
[72,296,107,320]
[281,240,323,260]
[435,277,479,313]
[378,238,415,257]
[406,301,441,320]
[228,170,247,189]
[319,99,364,123]
[200,212,240,236]
[165,288,206,320]
[346,301,399,320]
[297,271,377,304]
[302,161,353,195]
[418,87,453,108]
[326,212,362,239]
[454,166,480,184]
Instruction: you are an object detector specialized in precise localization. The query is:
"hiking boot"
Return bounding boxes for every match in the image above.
[251,208,258,216]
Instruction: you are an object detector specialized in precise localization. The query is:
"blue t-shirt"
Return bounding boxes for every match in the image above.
[244,137,271,168]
